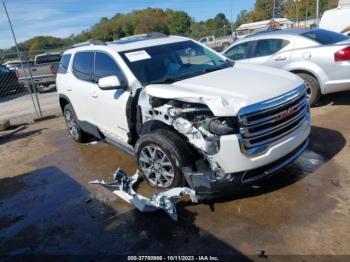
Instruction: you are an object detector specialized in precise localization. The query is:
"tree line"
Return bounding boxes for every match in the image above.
[0,0,339,58]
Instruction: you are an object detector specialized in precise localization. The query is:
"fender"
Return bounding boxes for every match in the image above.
[286,62,328,94]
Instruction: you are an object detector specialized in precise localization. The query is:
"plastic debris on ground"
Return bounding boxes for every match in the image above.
[89,168,198,221]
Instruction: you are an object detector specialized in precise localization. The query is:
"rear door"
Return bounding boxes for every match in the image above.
[249,38,292,68]
[69,51,96,124]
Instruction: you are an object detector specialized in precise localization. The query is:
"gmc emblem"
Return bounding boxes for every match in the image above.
[275,106,298,122]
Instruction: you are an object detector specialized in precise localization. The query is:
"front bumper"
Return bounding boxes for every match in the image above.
[183,139,309,200]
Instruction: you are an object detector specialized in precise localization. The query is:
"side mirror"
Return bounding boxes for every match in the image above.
[98,75,122,90]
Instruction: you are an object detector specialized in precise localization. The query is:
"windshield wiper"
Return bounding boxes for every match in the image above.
[202,64,229,73]
[148,78,176,85]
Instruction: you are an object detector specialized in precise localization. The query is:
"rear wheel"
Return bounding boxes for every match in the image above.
[297,73,321,106]
[135,129,192,189]
[64,104,87,143]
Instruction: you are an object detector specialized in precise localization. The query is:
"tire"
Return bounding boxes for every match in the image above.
[63,104,87,143]
[135,129,193,189]
[297,73,321,106]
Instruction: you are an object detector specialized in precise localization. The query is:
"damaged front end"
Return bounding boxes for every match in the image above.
[137,87,241,199]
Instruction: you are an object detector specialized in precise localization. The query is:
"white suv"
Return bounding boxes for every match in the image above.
[57,33,311,199]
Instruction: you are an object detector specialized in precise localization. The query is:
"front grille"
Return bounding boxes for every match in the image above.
[238,85,309,157]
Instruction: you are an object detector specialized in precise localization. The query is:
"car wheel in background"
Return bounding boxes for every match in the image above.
[135,129,192,189]
[297,73,321,106]
[63,104,87,143]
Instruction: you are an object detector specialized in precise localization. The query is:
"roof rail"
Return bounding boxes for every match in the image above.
[72,40,106,48]
[119,32,167,41]
[113,32,168,44]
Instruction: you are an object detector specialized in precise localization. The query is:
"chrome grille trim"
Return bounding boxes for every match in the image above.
[237,84,309,157]
[241,102,308,138]
[240,97,307,129]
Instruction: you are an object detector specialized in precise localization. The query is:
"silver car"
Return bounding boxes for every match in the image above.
[223,29,350,105]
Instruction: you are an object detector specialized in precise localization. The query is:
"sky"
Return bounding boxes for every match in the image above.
[0,0,255,48]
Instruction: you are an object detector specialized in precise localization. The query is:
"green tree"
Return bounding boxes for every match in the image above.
[282,0,338,21]
[234,10,252,28]
[250,0,284,21]
[167,11,191,34]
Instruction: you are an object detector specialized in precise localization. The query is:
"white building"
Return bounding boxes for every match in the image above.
[236,18,294,36]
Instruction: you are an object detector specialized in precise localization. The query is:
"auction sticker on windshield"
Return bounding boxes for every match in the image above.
[125,50,151,62]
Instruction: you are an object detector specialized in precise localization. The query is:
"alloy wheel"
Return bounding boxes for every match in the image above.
[139,145,175,188]
[65,110,79,140]
[304,80,312,100]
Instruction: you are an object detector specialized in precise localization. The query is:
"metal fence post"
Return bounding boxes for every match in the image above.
[2,0,43,118]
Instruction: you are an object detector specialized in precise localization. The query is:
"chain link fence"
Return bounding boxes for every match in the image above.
[0,49,63,126]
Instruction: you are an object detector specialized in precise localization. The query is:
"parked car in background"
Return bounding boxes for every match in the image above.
[0,65,23,97]
[3,60,33,70]
[223,29,350,105]
[199,35,234,51]
[57,34,310,199]
[320,0,350,36]
[10,53,61,93]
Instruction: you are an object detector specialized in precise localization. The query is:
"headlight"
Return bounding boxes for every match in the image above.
[208,117,238,136]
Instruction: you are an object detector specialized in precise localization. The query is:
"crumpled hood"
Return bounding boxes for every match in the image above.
[145,62,304,116]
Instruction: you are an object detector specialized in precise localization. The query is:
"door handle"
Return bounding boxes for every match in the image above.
[31,68,37,71]
[92,91,98,98]
[67,87,72,91]
[275,56,287,61]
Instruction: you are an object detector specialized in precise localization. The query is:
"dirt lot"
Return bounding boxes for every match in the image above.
[0,92,350,260]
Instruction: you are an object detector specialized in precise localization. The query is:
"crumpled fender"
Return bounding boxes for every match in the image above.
[144,84,246,116]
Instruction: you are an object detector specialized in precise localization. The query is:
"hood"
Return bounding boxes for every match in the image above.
[145,62,304,116]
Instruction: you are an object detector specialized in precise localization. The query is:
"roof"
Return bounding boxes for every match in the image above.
[237,18,293,31]
[68,32,190,53]
[67,34,189,53]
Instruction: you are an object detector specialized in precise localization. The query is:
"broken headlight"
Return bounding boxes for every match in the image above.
[208,117,238,136]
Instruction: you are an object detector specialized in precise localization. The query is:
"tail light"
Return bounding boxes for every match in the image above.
[334,46,350,62]
[15,68,19,79]
[49,64,56,74]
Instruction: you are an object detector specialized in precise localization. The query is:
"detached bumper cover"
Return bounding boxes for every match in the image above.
[90,169,197,221]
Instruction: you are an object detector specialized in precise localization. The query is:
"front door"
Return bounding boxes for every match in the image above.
[91,51,130,143]
[223,41,254,63]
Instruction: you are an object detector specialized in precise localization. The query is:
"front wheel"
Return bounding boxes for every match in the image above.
[135,129,192,189]
[297,73,321,106]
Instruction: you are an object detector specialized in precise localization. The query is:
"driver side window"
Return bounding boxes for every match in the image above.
[225,42,253,61]
[94,52,127,86]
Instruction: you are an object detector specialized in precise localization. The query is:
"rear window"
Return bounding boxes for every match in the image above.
[73,52,94,82]
[36,54,62,64]
[58,54,72,74]
[302,29,348,45]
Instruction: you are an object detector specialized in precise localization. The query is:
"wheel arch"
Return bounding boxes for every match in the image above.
[139,119,202,162]
[59,94,72,114]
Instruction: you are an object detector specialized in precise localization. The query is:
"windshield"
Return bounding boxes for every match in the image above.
[302,29,348,45]
[119,40,230,86]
